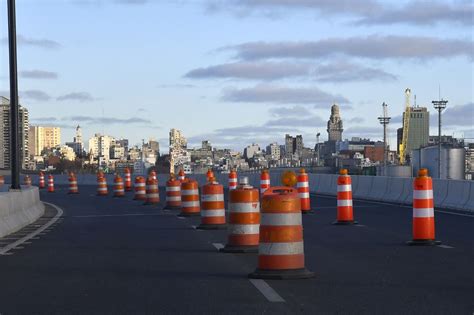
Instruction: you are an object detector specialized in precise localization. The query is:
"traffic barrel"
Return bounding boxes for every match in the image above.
[178,169,186,182]
[68,174,79,194]
[113,174,125,198]
[124,168,132,192]
[38,171,45,189]
[206,168,214,182]
[221,177,260,253]
[0,175,4,187]
[178,179,200,217]
[133,176,146,200]
[333,169,358,225]
[150,170,157,181]
[144,176,160,205]
[97,170,104,181]
[249,186,314,279]
[165,175,181,210]
[198,178,226,230]
[228,169,237,190]
[297,169,311,214]
[97,176,108,196]
[23,175,32,187]
[47,175,55,193]
[260,169,270,194]
[407,169,441,246]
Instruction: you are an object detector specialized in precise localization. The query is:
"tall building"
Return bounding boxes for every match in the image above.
[88,133,115,164]
[327,104,343,142]
[66,125,85,158]
[266,142,281,160]
[397,107,429,159]
[29,126,61,156]
[243,143,261,159]
[285,134,303,158]
[0,96,29,169]
[169,129,189,171]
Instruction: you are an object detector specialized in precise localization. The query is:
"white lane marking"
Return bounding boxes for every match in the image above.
[354,224,367,227]
[249,279,285,303]
[437,244,454,249]
[190,225,197,229]
[0,202,63,256]
[72,213,164,218]
[212,243,224,250]
[177,216,186,219]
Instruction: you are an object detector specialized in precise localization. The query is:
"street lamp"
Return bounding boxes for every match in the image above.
[432,99,448,178]
[7,0,21,190]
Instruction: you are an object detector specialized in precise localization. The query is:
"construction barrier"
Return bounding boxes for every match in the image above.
[441,180,471,211]
[124,168,132,192]
[133,176,146,201]
[47,175,55,193]
[23,175,32,187]
[144,177,160,205]
[333,169,357,225]
[38,172,45,189]
[113,175,125,198]
[221,177,260,253]
[68,175,79,194]
[97,177,108,196]
[198,179,226,229]
[249,186,314,279]
[228,170,237,190]
[178,169,185,182]
[179,180,200,216]
[260,169,270,194]
[165,176,181,210]
[297,169,311,214]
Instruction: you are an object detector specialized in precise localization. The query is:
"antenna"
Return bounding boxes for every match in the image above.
[414,95,417,108]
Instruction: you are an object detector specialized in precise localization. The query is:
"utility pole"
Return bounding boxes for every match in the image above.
[432,98,448,179]
[7,0,20,190]
[316,132,320,166]
[378,102,391,175]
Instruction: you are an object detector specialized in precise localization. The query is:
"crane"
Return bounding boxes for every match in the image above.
[399,88,411,165]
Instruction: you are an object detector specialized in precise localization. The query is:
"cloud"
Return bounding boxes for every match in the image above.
[57,92,97,102]
[221,84,350,106]
[185,61,396,82]
[442,102,474,126]
[269,105,313,117]
[348,117,365,124]
[344,126,382,139]
[226,36,473,61]
[1,35,61,49]
[30,117,58,123]
[67,115,152,124]
[20,90,52,102]
[20,70,58,80]
[156,84,196,88]
[267,105,326,126]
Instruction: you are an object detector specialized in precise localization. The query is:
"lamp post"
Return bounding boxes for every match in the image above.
[432,99,448,179]
[7,0,21,190]
[378,102,391,175]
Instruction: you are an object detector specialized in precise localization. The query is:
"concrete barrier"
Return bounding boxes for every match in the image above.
[308,174,320,193]
[432,179,449,206]
[367,176,389,201]
[316,174,334,195]
[0,186,45,238]
[463,182,474,212]
[441,180,471,210]
[353,176,373,199]
[399,178,413,205]
[382,177,406,203]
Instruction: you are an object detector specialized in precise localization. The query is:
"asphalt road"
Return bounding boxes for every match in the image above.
[0,185,473,314]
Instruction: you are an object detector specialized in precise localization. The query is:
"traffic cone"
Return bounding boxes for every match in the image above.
[206,168,214,182]
[113,174,125,198]
[165,174,181,210]
[23,175,32,187]
[249,186,314,279]
[149,170,157,181]
[198,177,226,230]
[124,168,132,192]
[97,176,108,196]
[228,169,237,190]
[178,179,200,217]
[333,169,358,225]
[133,176,147,201]
[221,177,260,253]
[144,176,160,205]
[47,175,55,193]
[38,171,45,189]
[68,174,79,194]
[178,169,186,182]
[297,168,311,214]
[407,169,441,246]
[260,169,270,194]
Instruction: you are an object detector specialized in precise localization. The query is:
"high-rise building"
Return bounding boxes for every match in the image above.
[66,125,85,157]
[266,142,281,160]
[169,129,189,171]
[29,126,61,156]
[88,133,115,164]
[397,107,429,159]
[327,104,343,142]
[0,96,29,169]
[285,134,303,158]
[243,143,261,159]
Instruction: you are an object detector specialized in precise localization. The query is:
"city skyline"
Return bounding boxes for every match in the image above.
[0,1,472,150]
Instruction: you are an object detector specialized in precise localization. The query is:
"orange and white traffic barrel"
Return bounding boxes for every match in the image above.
[23,175,32,187]
[144,176,160,205]
[333,169,358,225]
[97,176,108,196]
[47,175,55,193]
[178,179,200,217]
[249,186,314,279]
[228,169,237,190]
[198,178,226,229]
[221,177,260,253]
[124,168,132,192]
[407,169,441,246]
[133,176,147,200]
[68,175,79,194]
[165,175,181,210]
[113,174,125,197]
[97,170,104,181]
[149,170,157,181]
[297,168,311,214]
[178,169,185,182]
[38,171,45,189]
[206,168,214,182]
[260,169,270,194]
[0,175,4,187]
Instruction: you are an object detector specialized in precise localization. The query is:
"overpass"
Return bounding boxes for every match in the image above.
[0,172,472,313]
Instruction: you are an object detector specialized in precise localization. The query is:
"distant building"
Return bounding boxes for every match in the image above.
[169,129,190,171]
[116,138,129,153]
[29,126,61,156]
[243,143,261,159]
[57,145,76,161]
[397,106,429,160]
[0,96,29,169]
[88,133,115,164]
[66,125,85,157]
[142,139,159,164]
[285,134,303,159]
[266,142,281,160]
[412,144,465,180]
[327,104,343,142]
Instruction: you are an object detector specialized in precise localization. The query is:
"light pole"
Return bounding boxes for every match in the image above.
[7,0,20,190]
[432,99,448,178]
[316,132,320,166]
[378,102,391,174]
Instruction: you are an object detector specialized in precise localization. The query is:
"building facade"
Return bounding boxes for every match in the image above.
[29,126,61,156]
[327,104,343,142]
[397,107,429,160]
[88,134,115,164]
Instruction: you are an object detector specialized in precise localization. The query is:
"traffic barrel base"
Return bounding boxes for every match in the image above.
[177,212,200,217]
[220,245,258,253]
[332,220,358,225]
[406,239,441,246]
[197,223,227,230]
[249,268,314,280]
[302,210,314,215]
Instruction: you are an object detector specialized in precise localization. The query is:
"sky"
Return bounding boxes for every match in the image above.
[0,0,473,153]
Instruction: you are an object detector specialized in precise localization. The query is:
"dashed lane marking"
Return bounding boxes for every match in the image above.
[0,202,63,256]
[437,244,454,249]
[249,279,285,303]
[72,213,165,218]
[212,243,224,251]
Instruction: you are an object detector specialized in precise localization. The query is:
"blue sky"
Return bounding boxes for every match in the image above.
[0,0,472,152]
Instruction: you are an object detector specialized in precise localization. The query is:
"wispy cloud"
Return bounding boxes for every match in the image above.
[221,84,350,106]
[20,90,52,102]
[20,70,58,80]
[68,115,152,124]
[442,102,474,127]
[57,92,97,102]
[156,83,196,88]
[1,35,61,49]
